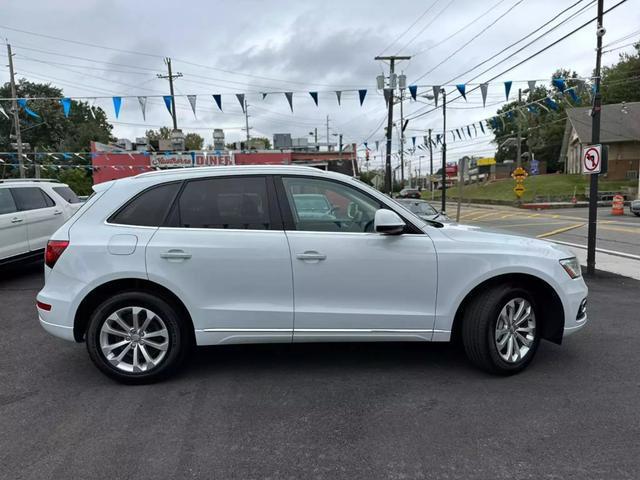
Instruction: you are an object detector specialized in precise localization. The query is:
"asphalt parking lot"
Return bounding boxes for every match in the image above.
[2,262,640,479]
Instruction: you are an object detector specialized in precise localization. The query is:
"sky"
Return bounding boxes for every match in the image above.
[1,0,638,171]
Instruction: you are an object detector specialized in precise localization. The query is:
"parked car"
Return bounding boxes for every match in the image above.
[292,193,335,220]
[397,188,421,199]
[631,199,640,217]
[0,179,82,266]
[395,199,450,222]
[37,166,588,383]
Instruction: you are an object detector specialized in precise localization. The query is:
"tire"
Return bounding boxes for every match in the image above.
[86,291,190,384]
[634,212,640,217]
[461,284,540,375]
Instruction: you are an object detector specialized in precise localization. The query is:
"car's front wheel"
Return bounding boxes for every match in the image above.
[461,284,540,375]
[86,292,189,384]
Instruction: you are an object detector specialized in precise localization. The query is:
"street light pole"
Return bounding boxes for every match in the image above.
[586,0,605,276]
[516,88,522,168]
[441,89,447,214]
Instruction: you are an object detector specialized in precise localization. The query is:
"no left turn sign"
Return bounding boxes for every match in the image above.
[582,144,602,174]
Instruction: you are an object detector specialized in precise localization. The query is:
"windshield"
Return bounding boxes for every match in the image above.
[292,194,332,212]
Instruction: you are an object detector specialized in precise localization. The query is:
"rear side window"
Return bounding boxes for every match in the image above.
[166,176,270,229]
[109,182,181,227]
[53,186,81,204]
[11,187,53,211]
[0,189,17,215]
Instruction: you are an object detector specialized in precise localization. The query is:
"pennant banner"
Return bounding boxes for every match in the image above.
[528,80,537,93]
[567,88,580,104]
[544,97,559,111]
[309,91,318,106]
[335,91,342,105]
[456,84,466,101]
[408,85,417,101]
[59,97,71,117]
[112,97,122,119]
[213,94,222,111]
[17,99,40,118]
[466,125,472,138]
[411,136,416,148]
[432,86,440,107]
[236,94,245,113]
[383,88,392,105]
[480,83,488,107]
[284,92,293,112]
[262,92,268,100]
[187,95,197,118]
[163,95,173,115]
[375,140,379,151]
[138,96,147,120]
[504,81,512,101]
[0,105,10,119]
[552,78,566,93]
[358,89,367,106]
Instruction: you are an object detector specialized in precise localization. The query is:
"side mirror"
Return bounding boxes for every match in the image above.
[374,209,405,235]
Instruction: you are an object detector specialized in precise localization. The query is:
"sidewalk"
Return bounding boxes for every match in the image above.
[549,241,640,281]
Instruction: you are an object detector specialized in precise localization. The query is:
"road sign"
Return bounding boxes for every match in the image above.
[511,166,528,181]
[582,144,602,174]
[514,185,526,197]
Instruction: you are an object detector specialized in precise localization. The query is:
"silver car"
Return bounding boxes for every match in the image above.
[631,199,640,217]
[396,199,450,223]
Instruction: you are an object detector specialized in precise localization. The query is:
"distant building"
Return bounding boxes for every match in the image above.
[560,102,640,180]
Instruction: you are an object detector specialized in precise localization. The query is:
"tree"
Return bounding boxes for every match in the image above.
[0,79,114,153]
[55,167,93,196]
[251,137,272,149]
[144,127,172,140]
[184,132,204,150]
[601,43,640,104]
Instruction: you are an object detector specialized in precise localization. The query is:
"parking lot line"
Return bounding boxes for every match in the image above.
[536,223,586,239]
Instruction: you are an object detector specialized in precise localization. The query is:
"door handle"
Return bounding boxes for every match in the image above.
[296,251,327,261]
[160,249,192,260]
[11,217,23,224]
[53,210,63,215]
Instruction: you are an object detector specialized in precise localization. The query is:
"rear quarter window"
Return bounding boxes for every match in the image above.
[53,186,82,204]
[108,182,181,227]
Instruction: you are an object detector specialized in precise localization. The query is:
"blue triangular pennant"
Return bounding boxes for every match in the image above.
[163,96,173,115]
[358,89,367,106]
[284,92,293,112]
[17,99,41,119]
[213,94,222,111]
[412,136,416,148]
[567,88,580,104]
[504,81,512,100]
[456,84,467,100]
[466,125,472,138]
[309,91,318,106]
[112,97,122,118]
[479,122,485,134]
[60,97,71,117]
[544,97,559,111]
[408,85,417,101]
[552,78,567,93]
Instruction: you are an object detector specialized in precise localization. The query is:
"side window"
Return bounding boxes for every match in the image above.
[167,176,270,229]
[41,190,56,207]
[53,186,81,204]
[109,182,181,227]
[282,177,381,233]
[11,187,48,211]
[0,189,17,215]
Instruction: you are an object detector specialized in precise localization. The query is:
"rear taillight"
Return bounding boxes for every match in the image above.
[45,240,69,269]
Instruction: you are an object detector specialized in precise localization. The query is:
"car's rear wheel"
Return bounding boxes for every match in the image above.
[461,285,540,375]
[86,292,189,384]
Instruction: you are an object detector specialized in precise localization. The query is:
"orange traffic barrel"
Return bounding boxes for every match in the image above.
[611,194,624,216]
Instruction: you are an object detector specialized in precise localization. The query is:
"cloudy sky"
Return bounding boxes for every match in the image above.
[1,0,638,170]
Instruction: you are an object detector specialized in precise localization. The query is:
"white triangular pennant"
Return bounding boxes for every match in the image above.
[480,83,488,108]
[432,86,440,107]
[137,96,147,121]
[528,80,537,93]
[0,105,9,119]
[187,95,197,118]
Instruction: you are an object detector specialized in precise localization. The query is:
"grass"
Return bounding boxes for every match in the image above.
[425,174,637,203]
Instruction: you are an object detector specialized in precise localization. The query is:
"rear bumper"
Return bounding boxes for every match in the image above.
[39,315,75,341]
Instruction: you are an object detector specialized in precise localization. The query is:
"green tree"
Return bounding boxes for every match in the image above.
[0,79,114,153]
[144,127,172,140]
[55,167,93,196]
[184,132,204,150]
[601,43,640,104]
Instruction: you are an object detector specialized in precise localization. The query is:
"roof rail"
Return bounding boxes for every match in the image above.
[0,178,61,184]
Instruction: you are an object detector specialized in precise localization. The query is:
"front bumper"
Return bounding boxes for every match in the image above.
[561,277,588,337]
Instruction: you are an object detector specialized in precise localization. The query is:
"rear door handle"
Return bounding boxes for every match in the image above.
[296,251,327,261]
[11,217,23,224]
[160,249,192,260]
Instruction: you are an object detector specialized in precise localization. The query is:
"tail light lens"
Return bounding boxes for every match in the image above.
[45,240,69,269]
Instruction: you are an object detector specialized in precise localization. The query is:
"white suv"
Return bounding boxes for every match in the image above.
[37,166,588,383]
[0,179,82,265]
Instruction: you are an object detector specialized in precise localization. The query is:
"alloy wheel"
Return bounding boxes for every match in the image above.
[494,297,536,363]
[99,306,169,373]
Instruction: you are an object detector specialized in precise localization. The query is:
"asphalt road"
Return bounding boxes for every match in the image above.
[2,262,640,480]
[451,204,640,257]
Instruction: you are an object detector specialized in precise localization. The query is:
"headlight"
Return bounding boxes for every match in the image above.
[560,257,582,279]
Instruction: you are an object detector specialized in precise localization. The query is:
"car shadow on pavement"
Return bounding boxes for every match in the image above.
[0,260,44,289]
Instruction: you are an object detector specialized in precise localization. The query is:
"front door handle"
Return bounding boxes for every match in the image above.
[296,251,327,262]
[53,210,63,215]
[160,249,192,260]
[11,217,23,224]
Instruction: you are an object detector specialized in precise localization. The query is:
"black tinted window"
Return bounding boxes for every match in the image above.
[53,186,81,204]
[169,177,270,229]
[12,187,49,211]
[0,189,17,215]
[110,182,181,227]
[42,191,55,207]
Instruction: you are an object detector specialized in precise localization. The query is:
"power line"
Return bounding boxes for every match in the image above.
[377,0,441,56]
[397,0,456,54]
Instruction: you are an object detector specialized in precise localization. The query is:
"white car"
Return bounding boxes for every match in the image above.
[0,179,82,266]
[36,166,588,383]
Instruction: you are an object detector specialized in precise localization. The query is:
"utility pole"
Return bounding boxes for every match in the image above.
[326,115,330,151]
[516,88,522,168]
[375,55,410,194]
[7,43,25,178]
[428,128,434,200]
[399,88,405,184]
[441,88,447,214]
[157,57,183,131]
[587,0,605,276]
[243,99,251,149]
